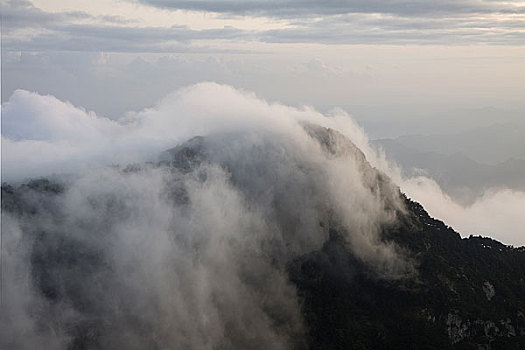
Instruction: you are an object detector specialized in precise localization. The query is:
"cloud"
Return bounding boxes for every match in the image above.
[0,0,132,32]
[1,53,243,119]
[2,83,413,268]
[399,176,525,246]
[1,165,304,349]
[0,83,370,181]
[136,0,524,17]
[1,82,415,348]
[3,83,524,249]
[2,0,524,54]
[3,83,524,250]
[1,0,251,53]
[1,51,372,120]
[257,13,525,45]
[3,82,524,246]
[2,82,524,349]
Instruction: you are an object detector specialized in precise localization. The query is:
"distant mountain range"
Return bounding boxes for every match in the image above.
[2,125,524,349]
[373,138,525,203]
[377,123,525,165]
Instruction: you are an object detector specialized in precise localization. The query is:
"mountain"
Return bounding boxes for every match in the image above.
[291,195,525,349]
[2,125,524,349]
[387,123,525,165]
[372,138,525,203]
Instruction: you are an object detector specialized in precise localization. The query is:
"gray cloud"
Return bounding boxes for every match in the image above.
[256,12,525,45]
[136,0,524,17]
[1,0,133,32]
[2,0,524,54]
[259,28,525,46]
[4,24,248,53]
[1,1,249,53]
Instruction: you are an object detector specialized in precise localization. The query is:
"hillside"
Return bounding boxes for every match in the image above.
[2,125,524,349]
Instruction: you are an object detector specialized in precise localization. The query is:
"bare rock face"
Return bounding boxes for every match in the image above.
[446,313,470,344]
[483,281,496,301]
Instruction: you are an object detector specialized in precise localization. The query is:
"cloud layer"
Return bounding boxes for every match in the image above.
[2,0,524,53]
[2,82,524,248]
[1,83,369,181]
[400,176,525,246]
[138,0,525,17]
[2,82,414,348]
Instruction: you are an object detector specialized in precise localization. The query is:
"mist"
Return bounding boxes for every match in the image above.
[1,82,420,349]
[2,82,523,348]
[399,176,525,247]
[4,82,523,244]
[1,83,370,181]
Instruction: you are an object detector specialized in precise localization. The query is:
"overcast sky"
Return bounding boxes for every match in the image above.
[2,0,525,136]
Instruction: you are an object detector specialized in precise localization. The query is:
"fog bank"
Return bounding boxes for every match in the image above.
[2,83,414,348]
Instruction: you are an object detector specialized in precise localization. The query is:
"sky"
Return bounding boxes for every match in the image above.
[2,0,525,133]
[1,0,525,244]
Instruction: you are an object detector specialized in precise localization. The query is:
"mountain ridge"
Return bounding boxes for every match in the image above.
[1,125,524,349]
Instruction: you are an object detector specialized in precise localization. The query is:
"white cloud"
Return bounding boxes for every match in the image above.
[0,83,372,181]
[2,82,524,249]
[400,176,525,246]
[1,82,417,347]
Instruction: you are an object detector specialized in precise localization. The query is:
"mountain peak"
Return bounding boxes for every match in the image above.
[2,124,524,349]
